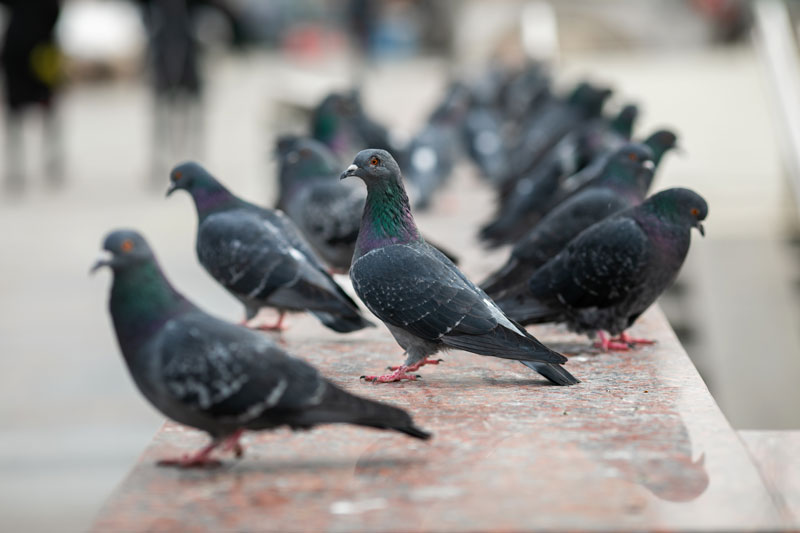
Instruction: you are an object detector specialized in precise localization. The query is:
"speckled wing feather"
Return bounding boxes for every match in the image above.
[529,215,650,310]
[158,312,324,423]
[197,210,302,304]
[351,244,566,364]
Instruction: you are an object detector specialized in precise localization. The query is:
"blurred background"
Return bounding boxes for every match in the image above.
[0,0,798,530]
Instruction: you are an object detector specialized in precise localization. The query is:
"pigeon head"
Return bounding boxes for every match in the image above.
[643,129,679,166]
[91,230,155,273]
[642,188,708,236]
[279,137,341,182]
[603,143,655,191]
[166,161,217,197]
[610,104,639,137]
[568,82,612,116]
[340,149,403,186]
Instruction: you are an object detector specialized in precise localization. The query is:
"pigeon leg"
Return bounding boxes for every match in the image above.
[593,331,630,352]
[361,366,421,383]
[388,358,443,371]
[247,311,289,332]
[221,429,245,459]
[157,440,222,468]
[612,332,656,346]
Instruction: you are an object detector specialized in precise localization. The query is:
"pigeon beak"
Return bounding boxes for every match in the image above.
[695,221,705,237]
[340,164,359,180]
[642,160,655,171]
[166,182,178,197]
[90,252,113,274]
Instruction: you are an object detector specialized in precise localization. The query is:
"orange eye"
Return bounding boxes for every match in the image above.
[121,239,134,253]
[173,171,183,180]
[690,208,700,216]
[370,157,380,166]
[628,153,638,162]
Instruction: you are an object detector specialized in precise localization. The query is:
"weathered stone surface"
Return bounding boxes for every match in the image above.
[92,308,786,532]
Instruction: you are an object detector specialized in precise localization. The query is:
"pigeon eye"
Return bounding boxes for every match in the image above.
[628,153,638,162]
[370,157,380,166]
[121,239,135,253]
[690,208,700,217]
[173,171,183,181]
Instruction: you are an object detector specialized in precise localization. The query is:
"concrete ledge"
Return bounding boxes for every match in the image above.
[740,430,800,528]
[92,307,787,532]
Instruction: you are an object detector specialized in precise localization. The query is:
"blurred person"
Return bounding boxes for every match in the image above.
[0,0,64,192]
[135,0,243,185]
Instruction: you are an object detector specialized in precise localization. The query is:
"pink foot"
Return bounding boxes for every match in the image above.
[157,442,222,468]
[593,331,631,352]
[361,366,421,383]
[612,332,655,346]
[245,312,289,332]
[388,358,443,371]
[221,429,245,459]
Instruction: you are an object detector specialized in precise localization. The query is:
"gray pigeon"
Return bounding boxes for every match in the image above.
[275,136,364,271]
[494,188,708,351]
[275,136,462,272]
[341,149,578,386]
[167,161,373,333]
[93,230,430,467]
[482,144,655,297]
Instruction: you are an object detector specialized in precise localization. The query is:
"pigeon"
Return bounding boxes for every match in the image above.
[310,90,395,161]
[401,82,470,210]
[341,149,578,386]
[92,230,430,467]
[482,144,655,296]
[462,104,508,184]
[275,136,461,272]
[494,188,708,351]
[275,136,365,271]
[481,105,639,246]
[481,128,676,247]
[499,81,612,187]
[167,161,374,333]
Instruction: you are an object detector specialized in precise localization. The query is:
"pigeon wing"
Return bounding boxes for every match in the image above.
[529,215,650,309]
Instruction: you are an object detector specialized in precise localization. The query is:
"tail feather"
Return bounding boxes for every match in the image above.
[299,383,431,440]
[493,285,561,325]
[481,258,528,297]
[312,311,375,333]
[520,360,580,386]
[442,324,567,364]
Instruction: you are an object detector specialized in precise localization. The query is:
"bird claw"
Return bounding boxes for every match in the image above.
[593,340,631,352]
[612,333,655,346]
[360,371,421,383]
[157,455,222,469]
[387,358,444,371]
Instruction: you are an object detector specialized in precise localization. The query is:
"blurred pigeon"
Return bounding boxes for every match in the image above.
[481,128,676,247]
[494,188,708,350]
[499,82,612,187]
[341,149,578,386]
[311,90,395,161]
[275,136,364,271]
[401,82,470,210]
[501,62,552,119]
[275,136,461,271]
[482,144,655,296]
[167,161,373,333]
[93,230,429,467]
[482,105,639,246]
[462,104,508,183]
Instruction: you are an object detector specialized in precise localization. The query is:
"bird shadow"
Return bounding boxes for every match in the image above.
[153,456,425,477]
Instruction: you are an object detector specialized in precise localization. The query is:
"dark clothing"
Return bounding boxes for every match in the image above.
[0,0,62,110]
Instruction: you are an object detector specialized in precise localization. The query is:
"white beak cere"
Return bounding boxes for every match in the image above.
[346,164,358,173]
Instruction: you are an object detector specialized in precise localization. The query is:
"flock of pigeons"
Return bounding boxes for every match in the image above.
[93,63,708,468]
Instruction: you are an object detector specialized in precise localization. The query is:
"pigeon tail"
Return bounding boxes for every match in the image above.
[493,288,562,326]
[311,311,375,333]
[520,361,580,386]
[441,324,567,364]
[481,257,528,297]
[298,383,431,440]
